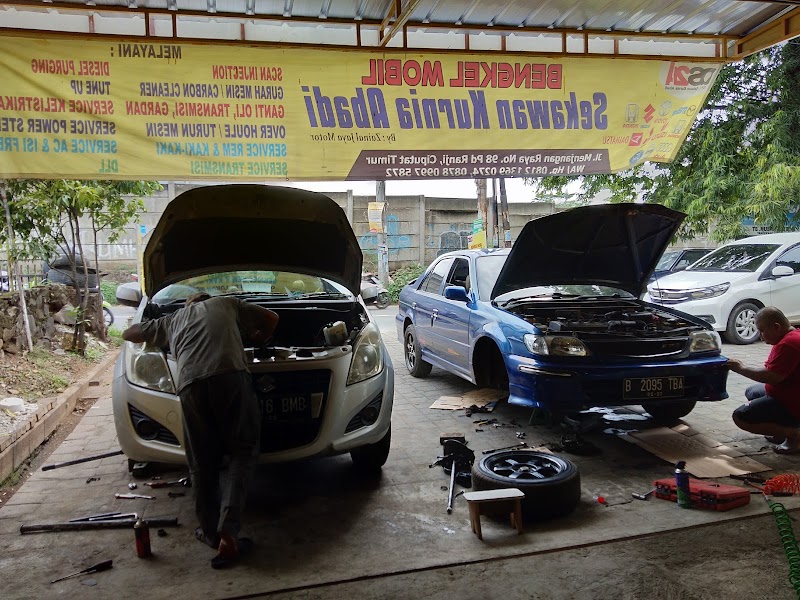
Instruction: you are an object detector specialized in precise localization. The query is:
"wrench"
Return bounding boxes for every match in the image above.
[144,477,190,489]
[482,442,528,455]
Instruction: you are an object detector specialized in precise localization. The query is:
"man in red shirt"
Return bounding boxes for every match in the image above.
[728,306,800,454]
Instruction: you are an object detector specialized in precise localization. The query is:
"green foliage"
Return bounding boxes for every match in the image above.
[388,264,425,301]
[101,281,118,305]
[528,44,800,242]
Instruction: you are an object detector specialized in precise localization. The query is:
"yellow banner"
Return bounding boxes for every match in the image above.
[0,34,720,181]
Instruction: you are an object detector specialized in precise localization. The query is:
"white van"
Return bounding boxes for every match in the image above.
[644,232,800,344]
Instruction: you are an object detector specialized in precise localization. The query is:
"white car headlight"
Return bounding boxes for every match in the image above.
[347,323,384,385]
[688,282,730,300]
[524,334,589,357]
[689,330,721,353]
[125,342,176,394]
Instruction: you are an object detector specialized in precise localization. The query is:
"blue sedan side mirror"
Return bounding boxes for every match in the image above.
[444,285,470,302]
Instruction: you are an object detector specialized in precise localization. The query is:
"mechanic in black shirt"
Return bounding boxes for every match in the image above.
[123,292,278,568]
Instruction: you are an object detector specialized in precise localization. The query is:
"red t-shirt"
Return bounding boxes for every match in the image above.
[765,329,800,417]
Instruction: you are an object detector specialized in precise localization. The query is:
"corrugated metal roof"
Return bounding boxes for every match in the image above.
[1,0,799,59]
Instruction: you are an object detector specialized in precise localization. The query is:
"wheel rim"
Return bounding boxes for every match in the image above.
[405,332,417,371]
[735,308,758,341]
[484,452,565,481]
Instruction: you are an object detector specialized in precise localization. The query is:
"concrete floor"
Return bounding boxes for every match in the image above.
[2,315,800,600]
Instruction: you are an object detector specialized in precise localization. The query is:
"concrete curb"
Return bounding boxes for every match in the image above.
[0,348,120,483]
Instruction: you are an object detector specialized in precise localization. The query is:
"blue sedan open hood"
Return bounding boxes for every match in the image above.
[144,185,362,297]
[491,203,685,299]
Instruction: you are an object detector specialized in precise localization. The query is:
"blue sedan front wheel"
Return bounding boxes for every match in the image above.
[404,324,432,378]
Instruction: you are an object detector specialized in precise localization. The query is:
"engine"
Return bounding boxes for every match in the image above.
[510,302,701,338]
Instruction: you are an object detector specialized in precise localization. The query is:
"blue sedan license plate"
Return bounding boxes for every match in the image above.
[623,376,684,400]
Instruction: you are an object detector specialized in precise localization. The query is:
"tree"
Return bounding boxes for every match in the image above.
[0,179,159,351]
[529,43,800,242]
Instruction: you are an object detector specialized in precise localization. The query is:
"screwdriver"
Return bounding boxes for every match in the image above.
[50,559,113,583]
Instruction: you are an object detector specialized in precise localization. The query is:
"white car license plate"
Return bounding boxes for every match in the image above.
[623,376,684,400]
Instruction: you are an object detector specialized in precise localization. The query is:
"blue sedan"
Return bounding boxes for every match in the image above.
[395,204,729,421]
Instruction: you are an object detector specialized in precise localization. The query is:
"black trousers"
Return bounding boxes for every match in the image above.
[179,370,260,539]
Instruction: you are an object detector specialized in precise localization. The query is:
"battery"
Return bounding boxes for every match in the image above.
[653,477,750,511]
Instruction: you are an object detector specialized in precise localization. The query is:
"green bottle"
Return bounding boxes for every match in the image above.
[675,460,691,508]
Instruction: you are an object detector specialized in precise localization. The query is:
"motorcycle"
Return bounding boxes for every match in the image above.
[360,273,390,309]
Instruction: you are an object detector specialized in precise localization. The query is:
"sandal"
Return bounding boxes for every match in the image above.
[774,441,800,455]
[211,537,254,569]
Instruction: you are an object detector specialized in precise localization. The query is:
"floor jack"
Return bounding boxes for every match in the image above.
[430,439,475,514]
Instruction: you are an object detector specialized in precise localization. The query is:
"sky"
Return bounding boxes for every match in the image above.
[283,177,537,201]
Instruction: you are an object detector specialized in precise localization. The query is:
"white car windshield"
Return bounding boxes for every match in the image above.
[687,244,780,272]
[151,270,351,304]
[655,250,681,271]
[475,254,632,302]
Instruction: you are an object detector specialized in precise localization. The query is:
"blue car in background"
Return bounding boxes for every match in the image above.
[396,203,729,421]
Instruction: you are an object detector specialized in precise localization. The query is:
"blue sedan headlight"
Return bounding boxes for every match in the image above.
[524,334,590,357]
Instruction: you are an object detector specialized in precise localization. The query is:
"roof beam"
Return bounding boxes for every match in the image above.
[379,0,422,47]
[730,6,800,58]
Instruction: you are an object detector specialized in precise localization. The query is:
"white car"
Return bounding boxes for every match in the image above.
[112,184,394,473]
[644,232,800,344]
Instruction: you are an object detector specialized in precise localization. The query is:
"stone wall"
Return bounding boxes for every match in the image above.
[0,285,99,356]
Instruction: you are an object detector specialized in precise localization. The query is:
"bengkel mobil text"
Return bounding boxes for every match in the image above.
[302,60,608,131]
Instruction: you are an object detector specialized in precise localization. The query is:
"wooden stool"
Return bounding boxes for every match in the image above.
[462,488,525,540]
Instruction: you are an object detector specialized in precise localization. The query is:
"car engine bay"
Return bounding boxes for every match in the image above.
[507,300,705,338]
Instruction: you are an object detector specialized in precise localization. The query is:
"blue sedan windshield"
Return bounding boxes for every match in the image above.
[475,254,632,302]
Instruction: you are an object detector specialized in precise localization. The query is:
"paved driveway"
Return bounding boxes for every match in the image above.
[2,309,799,600]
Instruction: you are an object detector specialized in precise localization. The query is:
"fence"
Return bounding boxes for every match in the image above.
[0,259,45,292]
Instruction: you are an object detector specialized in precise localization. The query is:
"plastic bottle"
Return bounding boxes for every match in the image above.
[675,460,691,509]
[134,518,152,558]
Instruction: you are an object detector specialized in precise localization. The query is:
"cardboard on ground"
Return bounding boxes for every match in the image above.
[429,388,505,411]
[621,424,770,478]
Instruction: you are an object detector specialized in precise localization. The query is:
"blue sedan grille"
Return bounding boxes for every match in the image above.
[584,337,688,358]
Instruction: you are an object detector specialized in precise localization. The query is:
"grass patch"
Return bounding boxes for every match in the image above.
[388,264,425,302]
[101,281,119,305]
[107,326,124,341]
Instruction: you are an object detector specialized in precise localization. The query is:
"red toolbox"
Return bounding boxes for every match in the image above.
[653,477,750,511]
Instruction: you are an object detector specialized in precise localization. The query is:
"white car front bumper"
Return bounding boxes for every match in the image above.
[112,344,394,466]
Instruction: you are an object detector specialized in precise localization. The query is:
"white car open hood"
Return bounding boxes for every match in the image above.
[144,185,363,297]
[492,203,685,299]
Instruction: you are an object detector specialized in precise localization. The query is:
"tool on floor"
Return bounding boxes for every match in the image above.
[51,559,113,584]
[440,432,466,445]
[632,488,656,501]
[115,493,154,500]
[42,450,124,471]
[446,461,457,514]
[21,517,179,534]
[168,491,186,498]
[69,512,137,522]
[432,439,475,513]
[144,476,190,489]
[482,442,527,455]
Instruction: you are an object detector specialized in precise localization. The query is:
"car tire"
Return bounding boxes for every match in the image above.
[472,450,581,520]
[644,400,697,421]
[350,425,391,472]
[404,324,432,378]
[725,302,761,344]
[376,292,390,309]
